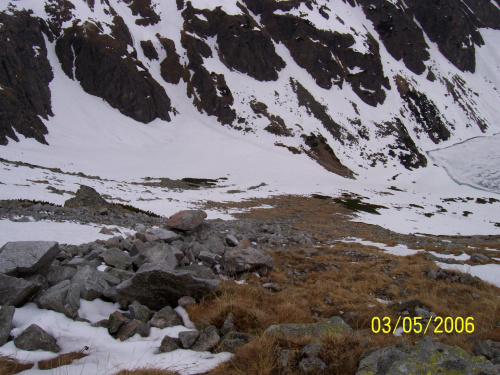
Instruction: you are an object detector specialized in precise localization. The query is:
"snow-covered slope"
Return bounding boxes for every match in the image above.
[1,0,499,235]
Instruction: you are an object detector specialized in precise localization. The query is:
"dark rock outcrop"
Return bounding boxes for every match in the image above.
[140,40,159,60]
[64,185,109,209]
[123,0,160,26]
[358,0,430,75]
[158,36,187,85]
[405,0,484,73]
[115,263,220,310]
[0,10,53,145]
[181,32,236,125]
[55,19,171,123]
[183,4,286,81]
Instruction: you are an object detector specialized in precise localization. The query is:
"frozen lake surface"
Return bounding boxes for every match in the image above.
[428,133,500,195]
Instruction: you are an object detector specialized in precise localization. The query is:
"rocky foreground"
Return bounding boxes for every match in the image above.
[0,186,499,375]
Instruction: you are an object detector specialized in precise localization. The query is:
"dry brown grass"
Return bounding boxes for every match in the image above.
[38,352,88,370]
[197,195,500,374]
[114,370,178,375]
[0,355,33,375]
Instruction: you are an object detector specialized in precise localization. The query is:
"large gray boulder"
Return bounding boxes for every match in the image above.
[100,248,133,270]
[357,337,499,375]
[47,266,77,286]
[14,324,60,353]
[115,263,219,310]
[64,185,109,209]
[37,280,81,318]
[166,210,207,231]
[0,306,15,346]
[266,317,352,339]
[71,265,119,301]
[148,228,182,243]
[221,247,274,275]
[136,243,178,269]
[191,326,220,352]
[0,274,40,307]
[0,241,60,277]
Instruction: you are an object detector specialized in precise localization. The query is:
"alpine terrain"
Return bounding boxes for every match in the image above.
[0,0,499,374]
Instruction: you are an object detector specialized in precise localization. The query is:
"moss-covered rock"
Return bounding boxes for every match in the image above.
[357,336,498,375]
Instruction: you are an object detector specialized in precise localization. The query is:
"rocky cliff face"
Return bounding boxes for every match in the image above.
[0,10,53,145]
[1,0,498,177]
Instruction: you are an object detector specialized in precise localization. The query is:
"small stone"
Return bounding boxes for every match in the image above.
[14,324,60,353]
[129,301,152,323]
[220,313,234,335]
[191,326,220,352]
[150,306,182,328]
[225,234,239,247]
[301,341,323,358]
[178,330,200,349]
[299,357,327,374]
[159,336,180,353]
[471,253,490,264]
[108,311,128,334]
[279,349,292,368]
[262,282,282,292]
[117,319,150,341]
[178,296,196,308]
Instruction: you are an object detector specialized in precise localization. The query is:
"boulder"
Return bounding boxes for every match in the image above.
[0,241,60,277]
[474,340,500,360]
[14,324,60,353]
[129,301,153,323]
[150,306,182,328]
[166,210,207,231]
[471,253,490,264]
[178,330,200,349]
[115,264,219,310]
[198,251,221,266]
[159,335,180,353]
[47,266,77,286]
[225,234,239,247]
[116,319,150,341]
[148,228,182,243]
[219,331,252,351]
[221,247,274,275]
[299,357,327,374]
[177,264,216,279]
[37,280,80,318]
[356,336,499,375]
[64,185,109,209]
[0,274,40,307]
[266,317,352,339]
[0,306,15,346]
[71,266,119,301]
[136,243,178,269]
[191,325,220,352]
[108,311,128,334]
[100,248,133,270]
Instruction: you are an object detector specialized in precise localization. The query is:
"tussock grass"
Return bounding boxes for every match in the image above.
[114,370,178,375]
[0,355,33,374]
[38,352,88,370]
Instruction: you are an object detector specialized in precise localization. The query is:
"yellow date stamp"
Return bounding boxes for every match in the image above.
[371,316,475,334]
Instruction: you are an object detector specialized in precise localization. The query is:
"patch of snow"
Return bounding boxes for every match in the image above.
[0,303,231,375]
[0,219,129,247]
[436,262,500,288]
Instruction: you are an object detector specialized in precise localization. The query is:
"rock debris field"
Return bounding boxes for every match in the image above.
[0,186,499,374]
